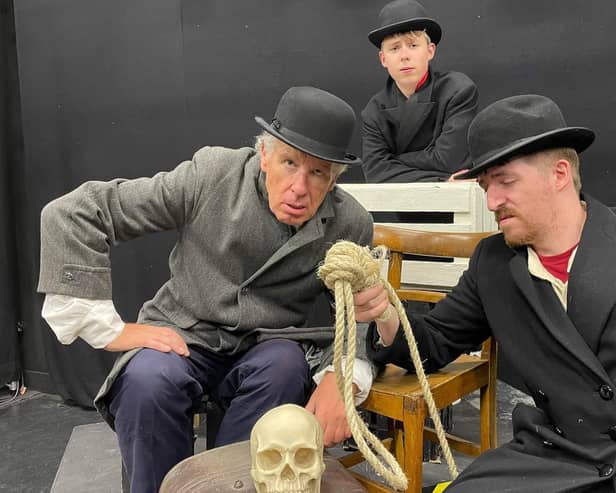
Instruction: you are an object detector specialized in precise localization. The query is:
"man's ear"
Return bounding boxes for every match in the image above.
[427,42,436,61]
[379,50,387,68]
[553,159,571,191]
[259,141,268,172]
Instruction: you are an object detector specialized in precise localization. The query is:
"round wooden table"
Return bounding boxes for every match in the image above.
[160,440,367,493]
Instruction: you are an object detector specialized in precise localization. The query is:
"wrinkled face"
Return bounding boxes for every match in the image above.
[379,32,435,97]
[260,140,337,227]
[479,155,557,249]
[250,404,325,493]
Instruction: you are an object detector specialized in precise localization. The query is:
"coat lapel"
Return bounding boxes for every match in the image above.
[568,196,616,355]
[509,251,563,341]
[509,248,609,382]
[242,192,334,286]
[395,72,436,151]
[373,74,436,153]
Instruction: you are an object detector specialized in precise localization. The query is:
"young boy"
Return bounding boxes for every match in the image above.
[362,0,479,182]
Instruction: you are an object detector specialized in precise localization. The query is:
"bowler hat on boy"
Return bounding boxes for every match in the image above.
[255,86,361,166]
[368,0,442,48]
[456,94,595,179]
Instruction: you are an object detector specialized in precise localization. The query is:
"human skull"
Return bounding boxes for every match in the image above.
[250,404,325,493]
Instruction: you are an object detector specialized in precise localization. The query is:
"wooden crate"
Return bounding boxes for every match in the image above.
[339,182,498,290]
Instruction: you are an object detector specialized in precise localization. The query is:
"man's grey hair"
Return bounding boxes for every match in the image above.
[254,131,347,179]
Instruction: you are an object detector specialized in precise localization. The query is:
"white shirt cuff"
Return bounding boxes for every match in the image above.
[312,357,373,406]
[42,294,124,349]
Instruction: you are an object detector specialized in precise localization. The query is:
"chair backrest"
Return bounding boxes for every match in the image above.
[373,224,496,361]
[373,225,494,303]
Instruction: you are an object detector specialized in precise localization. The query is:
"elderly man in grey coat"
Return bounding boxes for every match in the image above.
[37,86,377,493]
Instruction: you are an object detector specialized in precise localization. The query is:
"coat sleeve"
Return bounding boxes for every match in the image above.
[38,156,202,299]
[362,112,433,182]
[361,76,478,182]
[366,238,491,372]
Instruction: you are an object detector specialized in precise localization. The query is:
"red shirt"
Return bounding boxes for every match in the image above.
[537,243,579,283]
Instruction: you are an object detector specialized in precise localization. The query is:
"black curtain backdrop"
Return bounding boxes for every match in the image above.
[0,0,21,386]
[4,0,616,405]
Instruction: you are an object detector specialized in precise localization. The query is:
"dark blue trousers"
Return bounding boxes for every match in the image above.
[107,339,310,493]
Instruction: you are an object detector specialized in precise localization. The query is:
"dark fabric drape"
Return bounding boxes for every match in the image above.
[0,0,21,386]
[8,0,616,406]
[13,0,190,407]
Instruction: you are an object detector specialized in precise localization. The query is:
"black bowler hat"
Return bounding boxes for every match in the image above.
[254,86,361,166]
[368,0,442,48]
[456,94,595,180]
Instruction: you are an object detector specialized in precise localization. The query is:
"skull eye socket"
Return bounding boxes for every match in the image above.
[256,449,283,471]
[294,447,316,468]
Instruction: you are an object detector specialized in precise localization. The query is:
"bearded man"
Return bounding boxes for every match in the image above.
[358,94,616,492]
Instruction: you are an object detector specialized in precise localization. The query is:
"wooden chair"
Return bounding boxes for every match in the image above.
[339,225,498,493]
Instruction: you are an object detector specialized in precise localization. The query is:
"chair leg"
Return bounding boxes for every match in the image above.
[480,341,498,451]
[121,462,130,493]
[479,384,497,450]
[402,395,426,493]
[205,401,225,449]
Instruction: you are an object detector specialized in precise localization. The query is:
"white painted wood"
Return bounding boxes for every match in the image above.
[339,182,498,289]
[401,258,468,291]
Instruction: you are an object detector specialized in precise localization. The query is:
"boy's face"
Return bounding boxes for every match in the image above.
[379,32,435,97]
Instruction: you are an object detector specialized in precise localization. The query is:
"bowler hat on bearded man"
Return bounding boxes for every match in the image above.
[255,86,361,166]
[456,94,595,180]
[368,0,442,48]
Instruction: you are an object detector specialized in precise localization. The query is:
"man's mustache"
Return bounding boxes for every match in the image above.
[495,207,517,223]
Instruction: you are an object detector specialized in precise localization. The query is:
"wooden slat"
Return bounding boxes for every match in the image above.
[423,427,482,457]
[397,288,446,303]
[337,438,394,468]
[349,471,400,493]
[373,225,493,258]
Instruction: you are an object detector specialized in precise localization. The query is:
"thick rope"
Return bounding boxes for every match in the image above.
[318,241,458,490]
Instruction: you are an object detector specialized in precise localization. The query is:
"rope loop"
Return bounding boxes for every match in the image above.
[319,241,385,293]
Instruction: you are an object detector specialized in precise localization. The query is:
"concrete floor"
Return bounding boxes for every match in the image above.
[0,380,532,493]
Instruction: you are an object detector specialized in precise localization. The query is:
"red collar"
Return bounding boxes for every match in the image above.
[415,71,429,91]
[537,243,579,283]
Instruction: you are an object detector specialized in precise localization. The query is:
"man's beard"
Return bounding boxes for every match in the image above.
[495,207,537,249]
[503,230,535,249]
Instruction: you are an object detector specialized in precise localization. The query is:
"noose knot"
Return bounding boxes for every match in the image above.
[318,241,386,293]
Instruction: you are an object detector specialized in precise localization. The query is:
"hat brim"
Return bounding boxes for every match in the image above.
[368,18,442,47]
[254,116,362,166]
[456,127,595,180]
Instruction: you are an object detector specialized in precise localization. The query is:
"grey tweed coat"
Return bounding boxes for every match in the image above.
[38,145,373,425]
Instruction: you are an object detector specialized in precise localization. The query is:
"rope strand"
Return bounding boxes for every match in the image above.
[319,240,458,491]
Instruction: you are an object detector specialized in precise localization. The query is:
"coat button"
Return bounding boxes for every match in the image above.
[598,464,614,478]
[599,384,614,400]
[608,425,616,441]
[63,272,74,281]
[554,426,564,437]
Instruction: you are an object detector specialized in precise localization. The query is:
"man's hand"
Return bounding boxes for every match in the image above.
[305,372,354,447]
[104,323,190,356]
[354,283,399,346]
[447,168,476,182]
[354,283,391,323]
